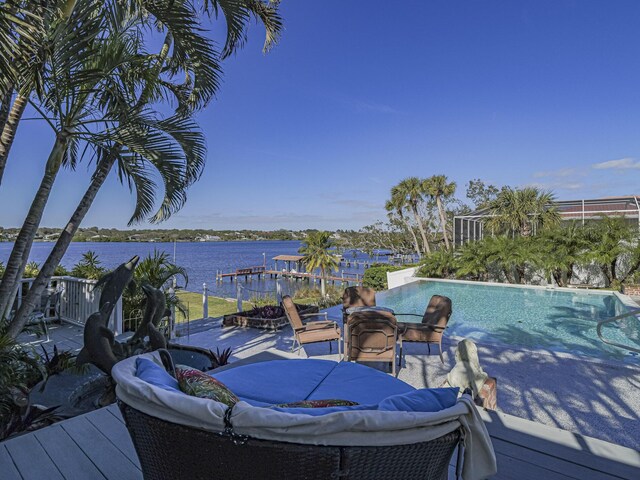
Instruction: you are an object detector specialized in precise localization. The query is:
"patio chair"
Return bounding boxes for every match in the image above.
[345,308,398,376]
[281,295,342,356]
[397,295,452,365]
[25,287,63,342]
[341,286,376,321]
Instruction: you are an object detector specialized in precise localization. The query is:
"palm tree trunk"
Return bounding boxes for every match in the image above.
[411,205,431,254]
[0,93,27,186]
[0,90,12,136]
[7,155,115,337]
[403,219,422,256]
[320,267,326,297]
[0,137,66,323]
[435,196,451,250]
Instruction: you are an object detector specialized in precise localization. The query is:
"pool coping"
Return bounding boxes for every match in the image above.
[380,276,640,370]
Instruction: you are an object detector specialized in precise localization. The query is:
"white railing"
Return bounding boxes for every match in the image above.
[17,276,123,334]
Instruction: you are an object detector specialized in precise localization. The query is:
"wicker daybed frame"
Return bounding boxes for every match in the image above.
[119,401,461,480]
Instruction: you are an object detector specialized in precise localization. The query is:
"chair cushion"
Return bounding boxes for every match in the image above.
[307,361,414,404]
[211,359,338,405]
[176,365,239,407]
[135,358,181,393]
[378,388,459,412]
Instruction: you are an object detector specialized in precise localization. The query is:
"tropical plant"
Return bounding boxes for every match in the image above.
[455,240,492,281]
[423,175,456,250]
[123,250,188,319]
[70,251,106,280]
[22,261,39,279]
[418,250,457,279]
[298,231,339,297]
[584,216,639,287]
[385,197,421,256]
[0,1,148,328]
[53,264,69,276]
[391,177,432,254]
[484,236,537,284]
[362,264,403,290]
[487,187,560,237]
[4,0,283,339]
[0,323,45,435]
[535,223,589,287]
[210,347,232,369]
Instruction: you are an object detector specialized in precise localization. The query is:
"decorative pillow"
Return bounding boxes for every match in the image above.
[135,358,181,393]
[271,399,359,409]
[175,365,239,407]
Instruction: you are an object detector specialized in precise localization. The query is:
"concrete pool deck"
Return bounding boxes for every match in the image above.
[174,305,640,452]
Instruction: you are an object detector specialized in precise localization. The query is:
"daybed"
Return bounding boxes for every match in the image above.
[113,352,497,480]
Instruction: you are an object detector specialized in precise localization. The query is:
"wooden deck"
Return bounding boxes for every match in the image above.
[1,403,638,479]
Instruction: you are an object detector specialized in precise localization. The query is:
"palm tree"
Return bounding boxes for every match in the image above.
[423,175,456,250]
[6,0,282,337]
[487,187,560,237]
[0,0,46,184]
[584,216,635,287]
[535,223,589,287]
[484,236,537,284]
[385,198,421,256]
[299,231,339,297]
[391,177,431,254]
[455,240,491,281]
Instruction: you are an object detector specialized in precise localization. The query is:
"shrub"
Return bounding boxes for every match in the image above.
[363,264,403,290]
[54,265,69,276]
[417,250,457,279]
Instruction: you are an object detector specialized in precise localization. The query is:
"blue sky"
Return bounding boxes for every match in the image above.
[2,0,640,230]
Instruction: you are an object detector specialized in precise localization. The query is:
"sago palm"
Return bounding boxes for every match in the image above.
[299,231,339,297]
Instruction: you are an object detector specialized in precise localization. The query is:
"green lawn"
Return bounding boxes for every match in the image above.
[174,290,340,322]
[175,290,253,322]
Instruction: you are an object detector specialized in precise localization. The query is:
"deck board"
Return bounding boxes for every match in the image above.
[0,444,22,480]
[4,431,64,480]
[33,425,107,480]
[59,416,141,480]
[84,406,139,465]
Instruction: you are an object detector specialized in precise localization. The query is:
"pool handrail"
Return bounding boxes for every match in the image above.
[596,308,640,354]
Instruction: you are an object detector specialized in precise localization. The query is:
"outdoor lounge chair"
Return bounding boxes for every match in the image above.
[397,295,452,365]
[281,295,341,356]
[345,308,398,376]
[113,351,497,480]
[341,286,376,321]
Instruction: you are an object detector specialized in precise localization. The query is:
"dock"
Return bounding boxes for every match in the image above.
[216,267,362,285]
[216,254,363,285]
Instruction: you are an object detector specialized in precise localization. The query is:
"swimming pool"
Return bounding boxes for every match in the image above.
[379,280,640,364]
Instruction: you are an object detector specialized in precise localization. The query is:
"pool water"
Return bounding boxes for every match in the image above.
[380,280,640,364]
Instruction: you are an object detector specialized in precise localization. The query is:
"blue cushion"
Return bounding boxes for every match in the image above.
[377,388,459,412]
[270,387,459,416]
[306,361,414,404]
[211,359,338,405]
[135,358,181,393]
